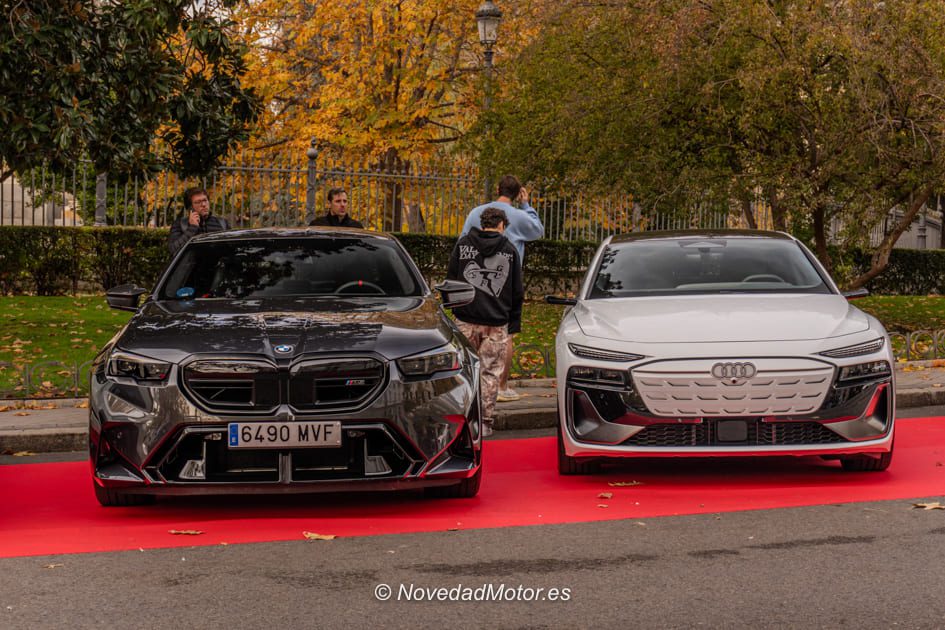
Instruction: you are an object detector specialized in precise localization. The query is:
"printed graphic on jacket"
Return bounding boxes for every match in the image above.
[462,253,512,297]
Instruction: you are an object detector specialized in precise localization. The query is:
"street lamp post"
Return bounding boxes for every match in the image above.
[476,0,502,203]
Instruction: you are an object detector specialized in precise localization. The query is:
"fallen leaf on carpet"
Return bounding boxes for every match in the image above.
[597,504,609,508]
[168,529,204,535]
[597,492,613,499]
[608,481,644,487]
[303,532,336,540]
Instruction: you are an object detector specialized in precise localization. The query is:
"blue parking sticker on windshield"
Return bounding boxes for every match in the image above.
[228,425,239,446]
[176,287,195,299]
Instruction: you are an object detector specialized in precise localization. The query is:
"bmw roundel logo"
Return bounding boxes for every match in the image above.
[274,344,294,354]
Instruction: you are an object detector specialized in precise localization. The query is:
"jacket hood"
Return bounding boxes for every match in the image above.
[465,228,508,257]
[115,296,451,363]
[575,294,871,343]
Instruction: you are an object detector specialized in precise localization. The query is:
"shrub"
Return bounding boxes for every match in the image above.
[1,225,940,296]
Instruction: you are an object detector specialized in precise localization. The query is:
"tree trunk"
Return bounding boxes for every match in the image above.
[765,187,786,232]
[846,186,934,290]
[379,149,406,232]
[739,193,757,229]
[405,203,426,233]
[812,203,831,273]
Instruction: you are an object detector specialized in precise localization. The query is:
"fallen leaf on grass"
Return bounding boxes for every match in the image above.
[913,502,945,510]
[168,530,204,535]
[597,492,613,499]
[302,532,336,540]
[12,451,35,457]
[43,564,64,570]
[608,481,644,487]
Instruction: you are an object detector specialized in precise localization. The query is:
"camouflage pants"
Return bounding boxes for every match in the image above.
[455,321,509,428]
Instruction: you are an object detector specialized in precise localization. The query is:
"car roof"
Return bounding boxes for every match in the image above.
[609,229,795,244]
[190,227,393,243]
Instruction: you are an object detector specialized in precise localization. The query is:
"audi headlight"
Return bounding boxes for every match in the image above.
[820,338,885,358]
[397,345,461,377]
[838,360,891,383]
[567,343,644,362]
[107,350,171,383]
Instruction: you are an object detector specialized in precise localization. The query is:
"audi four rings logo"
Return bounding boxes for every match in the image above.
[711,361,757,382]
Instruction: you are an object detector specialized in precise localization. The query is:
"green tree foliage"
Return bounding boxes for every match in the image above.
[485,1,945,288]
[0,0,260,181]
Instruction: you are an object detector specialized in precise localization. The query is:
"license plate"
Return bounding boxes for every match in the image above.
[227,422,342,449]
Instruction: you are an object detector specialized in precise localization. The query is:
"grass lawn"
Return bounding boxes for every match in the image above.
[0,294,942,396]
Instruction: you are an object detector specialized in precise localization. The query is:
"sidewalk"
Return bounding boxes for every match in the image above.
[3,362,945,454]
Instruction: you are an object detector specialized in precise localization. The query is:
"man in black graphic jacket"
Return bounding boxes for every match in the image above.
[446,207,524,437]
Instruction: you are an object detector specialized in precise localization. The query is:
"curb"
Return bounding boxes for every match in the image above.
[1,428,86,454]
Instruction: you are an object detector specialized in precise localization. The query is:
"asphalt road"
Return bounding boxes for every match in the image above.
[3,406,945,629]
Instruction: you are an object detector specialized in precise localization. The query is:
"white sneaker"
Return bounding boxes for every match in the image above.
[496,388,520,402]
[481,424,494,438]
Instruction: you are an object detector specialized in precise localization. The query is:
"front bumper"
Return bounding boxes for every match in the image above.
[560,370,895,460]
[89,361,481,495]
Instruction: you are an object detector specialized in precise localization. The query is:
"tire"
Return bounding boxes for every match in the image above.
[840,449,893,472]
[557,424,599,475]
[425,465,482,499]
[93,482,156,507]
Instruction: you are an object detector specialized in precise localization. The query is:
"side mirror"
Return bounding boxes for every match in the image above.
[545,295,577,306]
[106,284,149,312]
[435,280,476,309]
[841,287,869,300]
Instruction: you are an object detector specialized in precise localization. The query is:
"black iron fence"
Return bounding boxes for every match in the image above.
[1,147,770,240]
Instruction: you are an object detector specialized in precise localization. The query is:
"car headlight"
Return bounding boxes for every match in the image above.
[107,350,171,383]
[820,338,885,358]
[838,360,891,383]
[567,343,644,362]
[568,365,628,387]
[397,345,461,377]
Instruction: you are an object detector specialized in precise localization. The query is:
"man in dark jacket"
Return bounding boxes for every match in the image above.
[168,187,229,255]
[446,207,524,437]
[309,188,364,228]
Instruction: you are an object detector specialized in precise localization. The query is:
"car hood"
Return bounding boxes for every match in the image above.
[115,296,451,363]
[574,294,871,343]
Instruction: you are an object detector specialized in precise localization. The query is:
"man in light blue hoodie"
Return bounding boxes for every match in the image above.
[461,175,544,402]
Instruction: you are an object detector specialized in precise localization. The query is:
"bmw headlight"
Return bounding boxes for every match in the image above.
[820,338,885,358]
[568,343,644,362]
[107,350,171,383]
[397,345,461,377]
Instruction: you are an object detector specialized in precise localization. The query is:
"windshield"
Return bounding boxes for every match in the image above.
[588,237,831,298]
[159,237,423,299]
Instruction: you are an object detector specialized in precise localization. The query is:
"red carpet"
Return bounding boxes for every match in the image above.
[3,417,945,558]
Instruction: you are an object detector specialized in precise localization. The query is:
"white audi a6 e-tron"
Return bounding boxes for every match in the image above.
[550,230,894,474]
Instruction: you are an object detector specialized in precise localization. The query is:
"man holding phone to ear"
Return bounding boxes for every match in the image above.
[168,187,229,255]
[461,175,544,402]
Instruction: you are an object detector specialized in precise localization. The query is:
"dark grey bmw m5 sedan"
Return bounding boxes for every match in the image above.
[90,228,482,506]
